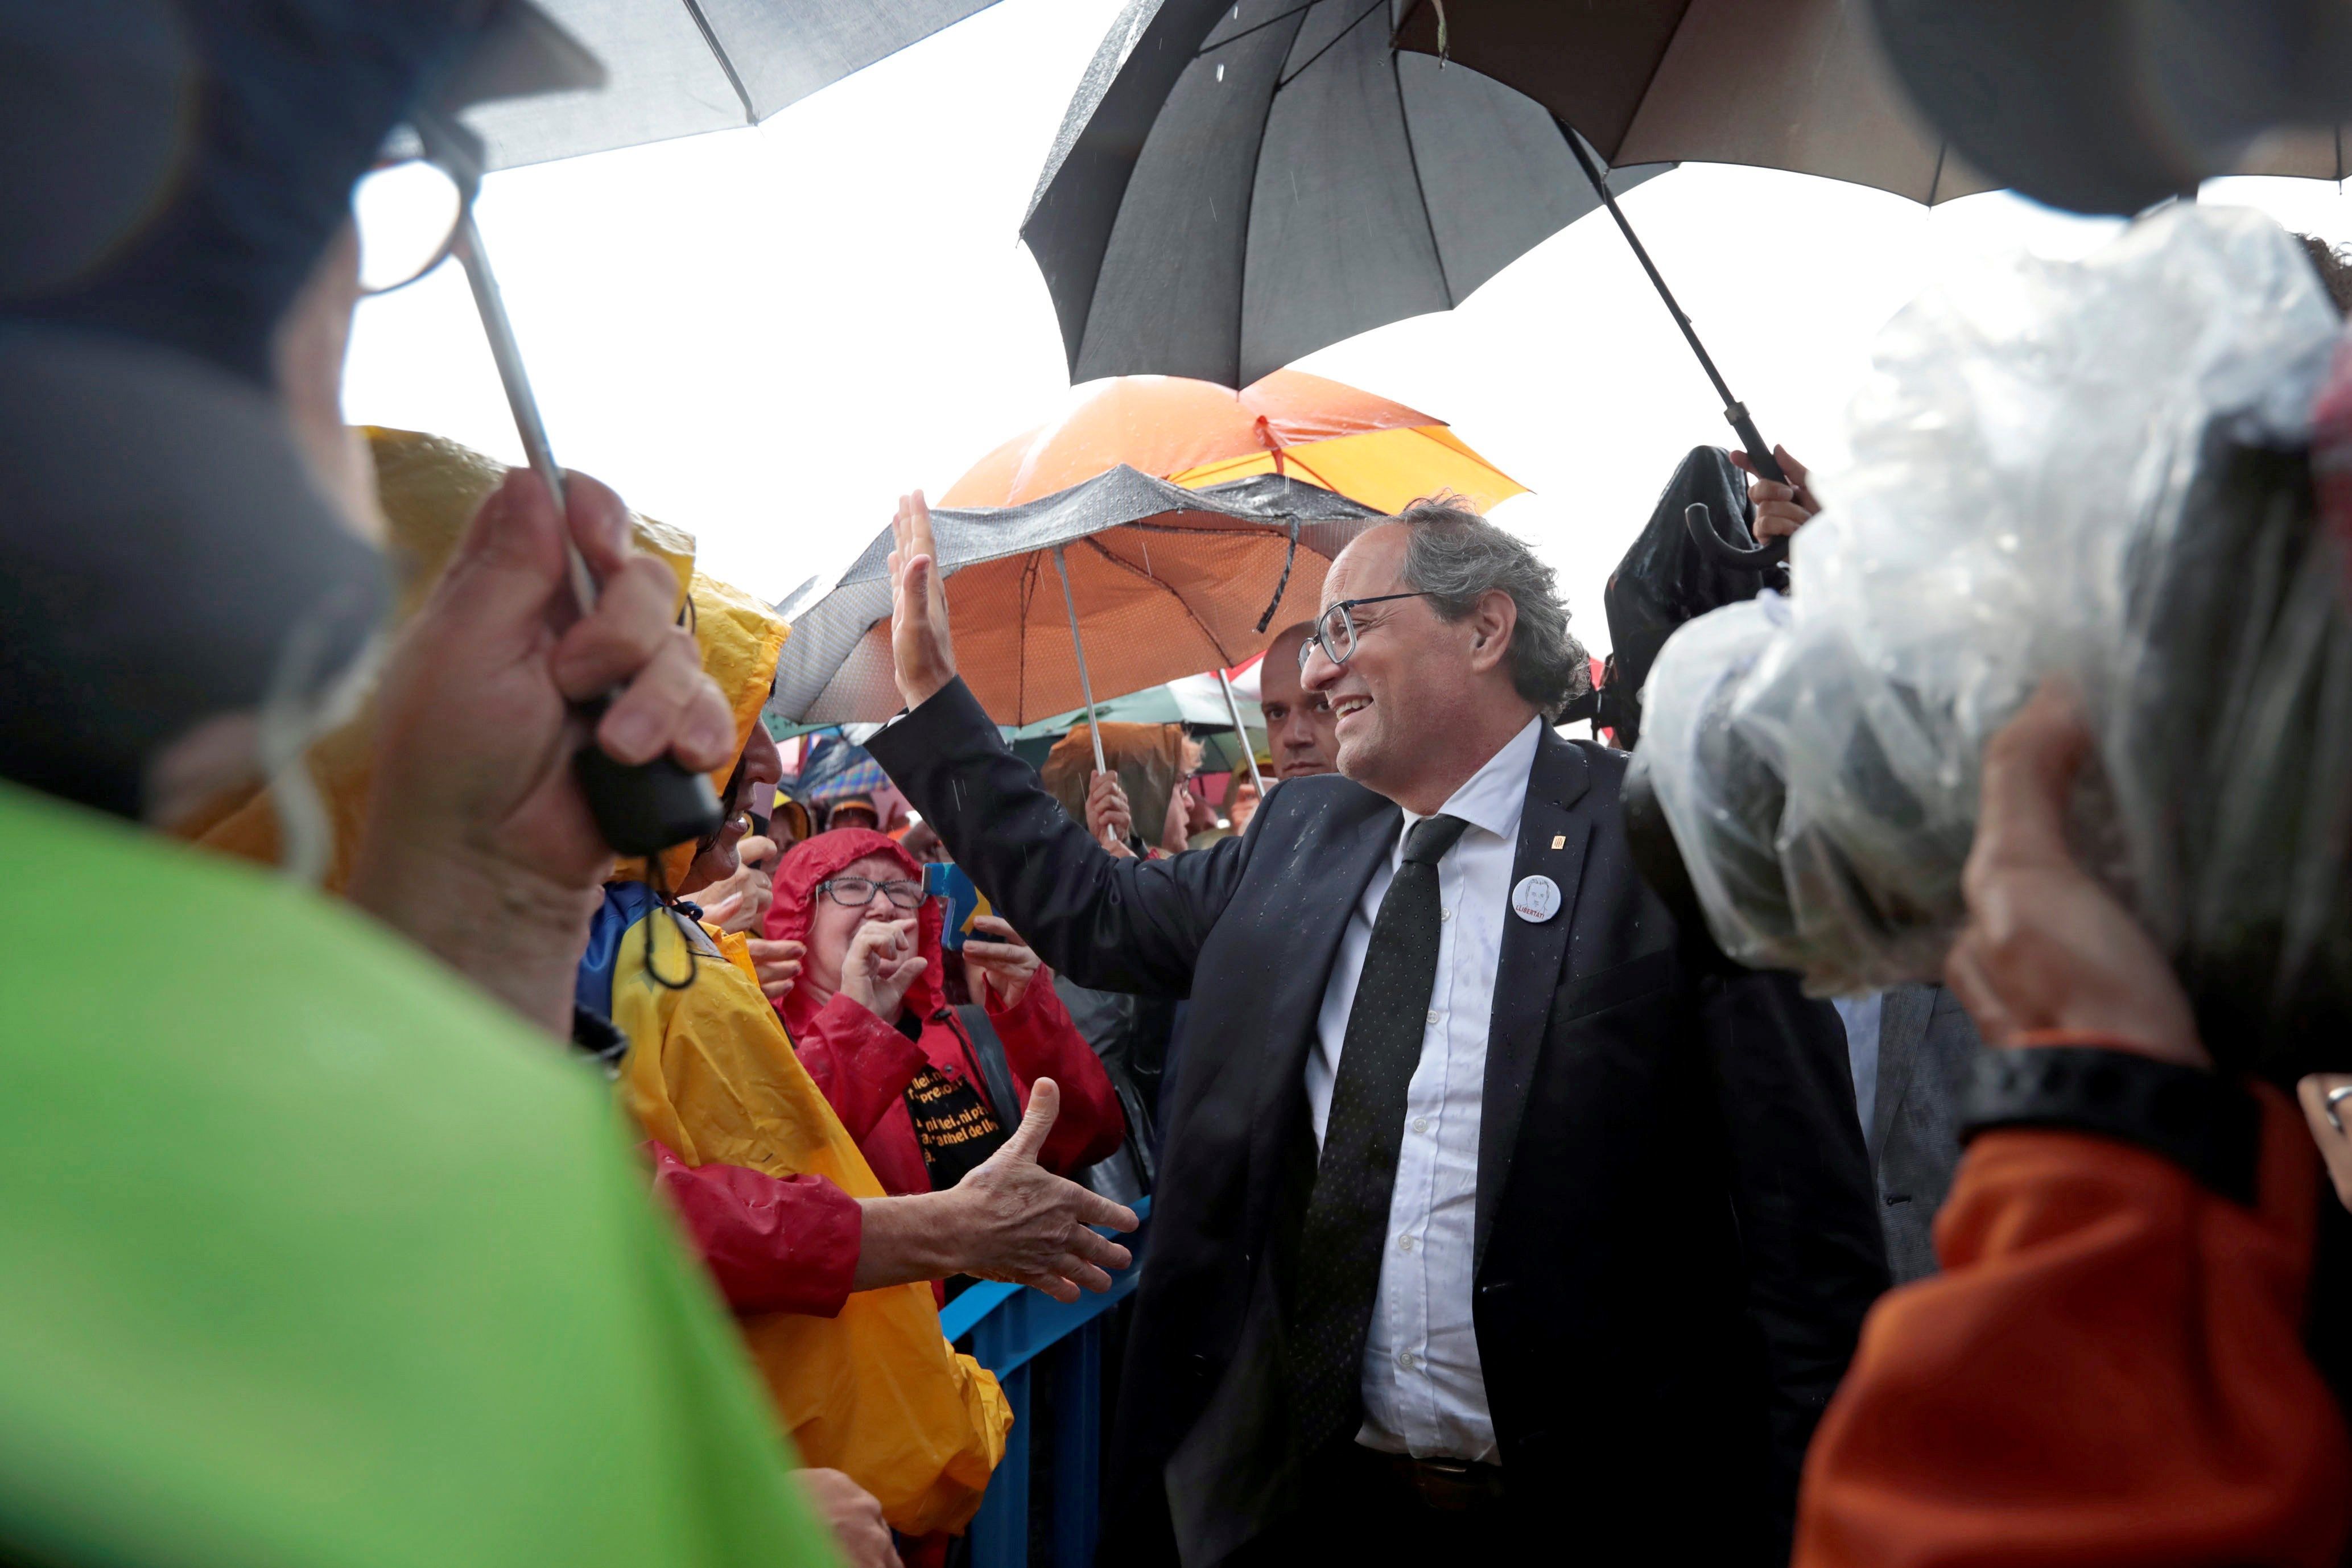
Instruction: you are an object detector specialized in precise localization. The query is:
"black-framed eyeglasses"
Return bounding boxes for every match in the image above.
[1298,593,1438,671]
[817,876,927,910]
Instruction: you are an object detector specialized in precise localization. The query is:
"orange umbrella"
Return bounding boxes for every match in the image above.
[939,369,1525,515]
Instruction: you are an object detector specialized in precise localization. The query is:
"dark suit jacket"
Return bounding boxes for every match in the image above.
[1870,983,1985,1284]
[869,682,1887,1566]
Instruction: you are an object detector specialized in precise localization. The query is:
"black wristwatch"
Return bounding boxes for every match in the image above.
[1959,1046,2260,1206]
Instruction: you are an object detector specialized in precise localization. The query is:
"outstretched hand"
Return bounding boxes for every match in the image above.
[951,1079,1139,1302]
[887,490,958,711]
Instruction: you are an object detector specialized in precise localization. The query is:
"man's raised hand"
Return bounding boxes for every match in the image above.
[887,490,958,710]
[951,1079,1139,1303]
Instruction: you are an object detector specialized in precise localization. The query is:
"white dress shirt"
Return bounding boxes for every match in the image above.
[1305,715,1542,1464]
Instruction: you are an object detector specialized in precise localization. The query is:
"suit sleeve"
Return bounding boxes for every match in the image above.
[985,973,1127,1175]
[866,677,1251,995]
[789,993,927,1143]
[1702,967,1891,1550]
[645,1140,863,1319]
[1794,1084,2352,1568]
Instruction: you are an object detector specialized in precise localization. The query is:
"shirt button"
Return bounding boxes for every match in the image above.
[1410,1116,1429,1134]
[1397,1350,1418,1371]
[1439,907,1452,921]
[1426,1009,1441,1025]
[1397,1233,1416,1253]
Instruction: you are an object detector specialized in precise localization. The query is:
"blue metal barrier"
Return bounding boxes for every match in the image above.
[944,1196,1150,1568]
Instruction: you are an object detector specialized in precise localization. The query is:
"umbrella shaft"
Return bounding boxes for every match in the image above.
[453,213,598,614]
[1050,546,1108,775]
[1558,123,1787,486]
[1216,670,1265,802]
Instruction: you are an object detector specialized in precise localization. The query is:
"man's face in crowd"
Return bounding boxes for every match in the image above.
[686,721,783,887]
[1301,525,1474,799]
[1259,628,1337,779]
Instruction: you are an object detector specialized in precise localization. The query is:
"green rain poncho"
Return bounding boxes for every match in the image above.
[0,781,838,1567]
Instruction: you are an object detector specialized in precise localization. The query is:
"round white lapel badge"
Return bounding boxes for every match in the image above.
[1511,873,1562,923]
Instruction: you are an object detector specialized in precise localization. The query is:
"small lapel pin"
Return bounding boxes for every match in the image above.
[1512,874,1562,923]
[1550,834,1566,850]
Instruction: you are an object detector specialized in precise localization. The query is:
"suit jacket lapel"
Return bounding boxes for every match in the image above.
[1240,799,1402,1231]
[1474,730,1591,1276]
[1871,983,1934,1163]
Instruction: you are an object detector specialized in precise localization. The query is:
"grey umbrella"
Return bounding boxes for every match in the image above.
[768,471,1379,738]
[1022,0,1668,392]
[454,0,1002,169]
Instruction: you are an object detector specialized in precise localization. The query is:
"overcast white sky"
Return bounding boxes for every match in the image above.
[345,0,2352,664]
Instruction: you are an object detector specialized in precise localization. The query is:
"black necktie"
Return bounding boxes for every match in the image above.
[1289,811,1472,1458]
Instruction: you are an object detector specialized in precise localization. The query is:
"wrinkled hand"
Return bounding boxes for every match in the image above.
[951,1079,1138,1302]
[1942,680,2206,1067]
[886,490,957,710]
[349,468,734,1033]
[963,915,1041,1009]
[1086,770,1133,852]
[795,1468,899,1568]
[838,917,927,1021]
[748,936,806,1001]
[1728,444,1819,542]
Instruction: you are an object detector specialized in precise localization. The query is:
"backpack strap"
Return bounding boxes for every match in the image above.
[949,1002,1024,1130]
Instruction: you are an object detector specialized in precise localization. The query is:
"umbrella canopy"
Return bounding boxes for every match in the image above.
[769,470,1379,727]
[1387,0,2352,208]
[940,369,1523,515]
[787,737,893,805]
[454,0,1001,168]
[1022,0,1666,388]
[1002,674,1264,742]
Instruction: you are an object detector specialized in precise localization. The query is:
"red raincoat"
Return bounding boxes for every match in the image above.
[767,828,1124,1197]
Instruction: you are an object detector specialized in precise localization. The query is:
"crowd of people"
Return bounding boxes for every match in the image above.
[11,3,2352,1568]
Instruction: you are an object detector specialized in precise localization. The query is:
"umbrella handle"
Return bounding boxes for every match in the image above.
[1685,502,1789,570]
[449,208,721,858]
[1724,403,1788,487]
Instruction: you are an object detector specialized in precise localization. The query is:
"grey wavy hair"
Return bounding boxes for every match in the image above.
[1392,496,1591,719]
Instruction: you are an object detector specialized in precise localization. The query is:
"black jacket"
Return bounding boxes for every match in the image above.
[869,680,1887,1565]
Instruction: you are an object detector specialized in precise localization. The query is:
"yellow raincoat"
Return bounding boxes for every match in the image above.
[189,428,1009,1531]
[606,575,1012,1538]
[181,427,696,881]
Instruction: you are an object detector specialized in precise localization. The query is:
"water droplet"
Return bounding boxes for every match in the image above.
[1215,61,1225,82]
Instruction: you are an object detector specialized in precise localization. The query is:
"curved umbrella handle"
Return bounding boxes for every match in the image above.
[1684,502,1789,571]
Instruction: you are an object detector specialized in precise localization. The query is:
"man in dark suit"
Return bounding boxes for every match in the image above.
[867,491,1887,1565]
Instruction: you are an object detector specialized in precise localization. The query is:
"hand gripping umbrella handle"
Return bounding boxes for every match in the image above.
[1724,402,1788,486]
[452,214,722,857]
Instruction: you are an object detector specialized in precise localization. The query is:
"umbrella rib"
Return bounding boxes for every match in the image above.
[1391,44,1456,306]
[1078,535,1236,667]
[1199,0,1322,56]
[1274,0,1385,92]
[677,0,759,125]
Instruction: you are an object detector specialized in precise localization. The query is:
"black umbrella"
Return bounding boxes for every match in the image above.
[1021,0,1828,493]
[1022,0,1667,393]
[455,0,1004,169]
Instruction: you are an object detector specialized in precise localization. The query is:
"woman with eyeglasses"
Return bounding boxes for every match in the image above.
[766,829,1127,1231]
